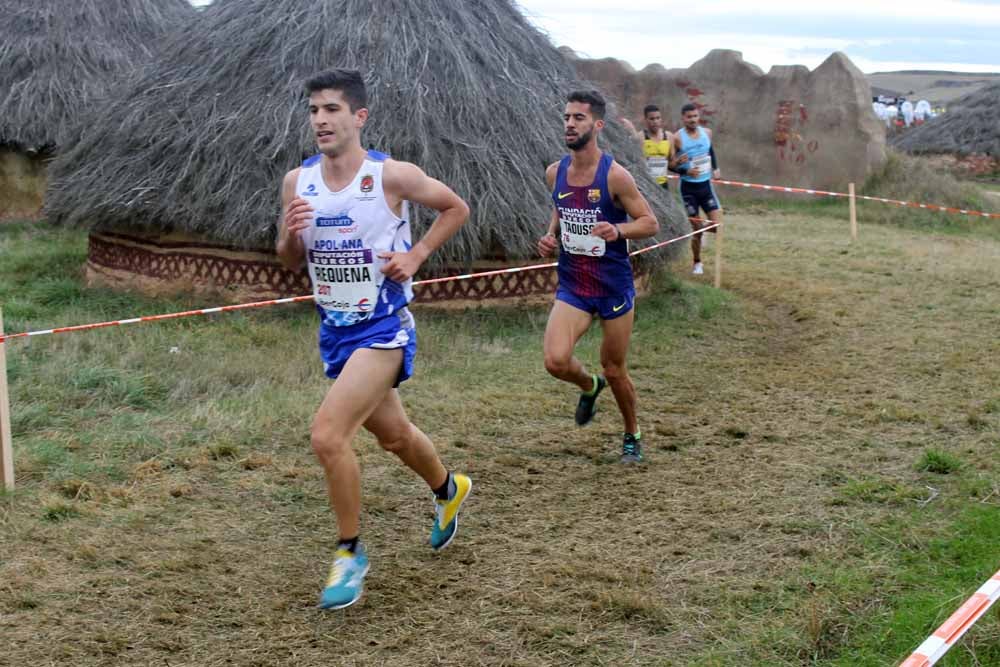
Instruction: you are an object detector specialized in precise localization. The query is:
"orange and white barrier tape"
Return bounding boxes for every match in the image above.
[665,174,1000,220]
[900,569,1000,667]
[0,223,718,345]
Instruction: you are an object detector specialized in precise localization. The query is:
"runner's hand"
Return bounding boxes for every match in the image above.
[713,169,721,180]
[688,166,702,178]
[591,222,619,242]
[284,197,314,234]
[378,251,423,282]
[537,234,558,257]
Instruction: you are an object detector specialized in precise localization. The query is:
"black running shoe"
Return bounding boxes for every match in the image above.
[574,375,606,426]
[620,432,643,464]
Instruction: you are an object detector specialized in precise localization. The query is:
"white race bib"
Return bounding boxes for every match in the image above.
[691,153,712,175]
[646,156,668,179]
[561,218,606,257]
[308,240,380,314]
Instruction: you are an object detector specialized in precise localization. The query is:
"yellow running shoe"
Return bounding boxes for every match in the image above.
[318,545,369,610]
[429,473,472,551]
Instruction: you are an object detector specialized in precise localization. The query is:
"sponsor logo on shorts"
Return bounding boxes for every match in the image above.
[612,299,628,313]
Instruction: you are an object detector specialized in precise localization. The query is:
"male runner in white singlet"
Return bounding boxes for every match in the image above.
[277,69,472,610]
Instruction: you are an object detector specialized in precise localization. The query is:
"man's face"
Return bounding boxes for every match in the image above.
[309,89,367,157]
[644,111,662,132]
[563,101,603,151]
[683,109,700,130]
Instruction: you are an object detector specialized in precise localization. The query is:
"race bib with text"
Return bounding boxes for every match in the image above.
[560,207,606,257]
[646,156,668,179]
[308,237,380,313]
[691,153,712,175]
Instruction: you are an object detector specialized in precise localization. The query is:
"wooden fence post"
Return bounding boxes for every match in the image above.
[714,223,723,289]
[1,309,14,492]
[849,182,858,241]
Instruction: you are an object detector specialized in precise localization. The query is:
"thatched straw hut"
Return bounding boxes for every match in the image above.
[46,0,686,301]
[892,83,1000,158]
[0,0,197,220]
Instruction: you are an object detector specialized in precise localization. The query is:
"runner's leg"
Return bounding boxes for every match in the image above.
[364,388,447,489]
[543,299,596,392]
[311,348,402,540]
[599,309,638,435]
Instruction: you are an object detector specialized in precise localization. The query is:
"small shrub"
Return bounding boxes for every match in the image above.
[916,449,963,475]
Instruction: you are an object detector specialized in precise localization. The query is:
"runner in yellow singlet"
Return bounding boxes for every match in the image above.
[620,104,687,191]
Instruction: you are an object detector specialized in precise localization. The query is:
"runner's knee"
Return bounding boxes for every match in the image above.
[602,360,628,382]
[544,351,573,378]
[310,421,351,464]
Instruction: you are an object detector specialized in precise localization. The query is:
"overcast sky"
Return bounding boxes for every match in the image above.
[190,0,1000,74]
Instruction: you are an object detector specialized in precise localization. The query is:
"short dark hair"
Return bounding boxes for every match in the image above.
[567,90,606,120]
[643,104,660,116]
[305,69,368,112]
[681,103,698,115]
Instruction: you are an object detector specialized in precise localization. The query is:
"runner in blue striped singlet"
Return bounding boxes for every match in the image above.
[277,69,473,611]
[537,90,660,464]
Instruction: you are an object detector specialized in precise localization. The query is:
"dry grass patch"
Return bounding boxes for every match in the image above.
[1,212,998,665]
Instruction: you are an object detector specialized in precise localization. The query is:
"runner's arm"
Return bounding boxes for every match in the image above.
[538,162,560,257]
[707,130,720,178]
[380,160,470,280]
[276,168,309,271]
[670,133,690,174]
[544,162,560,235]
[608,164,658,240]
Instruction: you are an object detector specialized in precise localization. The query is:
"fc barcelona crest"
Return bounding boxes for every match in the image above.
[587,189,601,203]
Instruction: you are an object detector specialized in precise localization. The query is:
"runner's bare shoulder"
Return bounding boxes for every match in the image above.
[545,161,560,190]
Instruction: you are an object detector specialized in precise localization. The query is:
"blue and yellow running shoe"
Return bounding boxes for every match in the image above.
[620,431,643,464]
[318,545,369,610]
[575,374,607,426]
[430,473,472,551]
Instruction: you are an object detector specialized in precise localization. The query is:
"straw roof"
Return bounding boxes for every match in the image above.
[0,0,197,151]
[45,0,686,266]
[892,83,1000,157]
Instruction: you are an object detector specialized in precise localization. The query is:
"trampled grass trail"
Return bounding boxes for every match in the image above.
[0,210,997,666]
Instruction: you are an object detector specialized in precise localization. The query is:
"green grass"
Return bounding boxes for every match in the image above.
[859,151,999,240]
[822,505,1000,666]
[722,151,1000,242]
[917,449,965,475]
[1,213,998,666]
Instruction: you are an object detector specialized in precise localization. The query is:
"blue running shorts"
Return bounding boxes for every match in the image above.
[318,308,417,387]
[556,287,635,320]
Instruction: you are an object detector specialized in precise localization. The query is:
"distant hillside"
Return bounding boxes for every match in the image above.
[866,71,1000,106]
